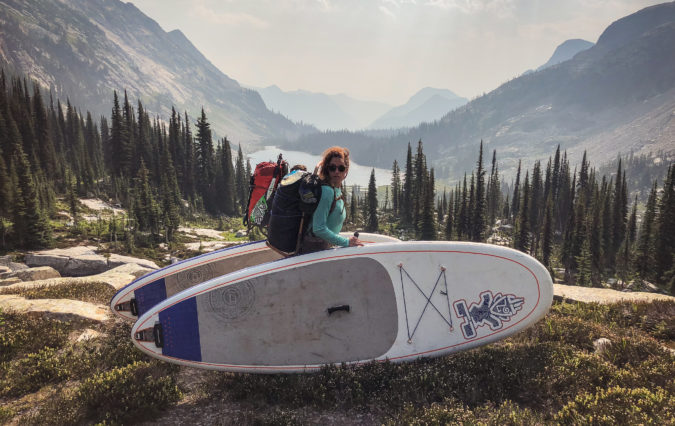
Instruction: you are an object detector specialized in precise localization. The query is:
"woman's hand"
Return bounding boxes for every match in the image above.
[349,236,363,247]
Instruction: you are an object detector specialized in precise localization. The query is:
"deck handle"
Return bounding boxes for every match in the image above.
[327,305,350,315]
[153,322,164,348]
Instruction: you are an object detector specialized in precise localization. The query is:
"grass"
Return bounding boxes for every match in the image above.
[0,297,673,424]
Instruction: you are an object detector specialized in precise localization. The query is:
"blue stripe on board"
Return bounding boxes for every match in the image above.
[159,298,201,362]
[111,240,266,299]
[134,278,167,317]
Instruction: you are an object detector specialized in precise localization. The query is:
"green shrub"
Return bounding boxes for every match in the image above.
[611,355,675,393]
[0,347,70,397]
[0,310,70,363]
[0,282,116,304]
[76,361,181,424]
[598,333,669,367]
[555,386,674,425]
[0,405,14,424]
[390,399,543,425]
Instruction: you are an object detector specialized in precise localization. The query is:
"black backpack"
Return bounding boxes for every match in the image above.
[266,171,339,256]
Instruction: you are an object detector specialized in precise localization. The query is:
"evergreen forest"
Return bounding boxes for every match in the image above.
[0,71,673,293]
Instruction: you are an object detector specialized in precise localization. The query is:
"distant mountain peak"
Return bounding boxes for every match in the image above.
[536,39,594,71]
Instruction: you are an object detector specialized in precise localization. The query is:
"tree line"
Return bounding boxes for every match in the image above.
[358,140,673,291]
[0,71,253,250]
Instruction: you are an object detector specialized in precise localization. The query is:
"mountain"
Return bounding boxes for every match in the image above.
[0,0,308,146]
[255,85,391,131]
[368,87,468,129]
[283,2,675,182]
[536,39,595,71]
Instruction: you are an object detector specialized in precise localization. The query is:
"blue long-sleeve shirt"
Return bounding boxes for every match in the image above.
[311,185,348,247]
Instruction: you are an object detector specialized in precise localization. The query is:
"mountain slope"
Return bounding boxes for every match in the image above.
[0,0,307,145]
[284,2,675,181]
[255,85,391,131]
[368,87,468,129]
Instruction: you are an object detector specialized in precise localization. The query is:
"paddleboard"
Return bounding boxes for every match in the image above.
[131,242,553,373]
[111,233,400,320]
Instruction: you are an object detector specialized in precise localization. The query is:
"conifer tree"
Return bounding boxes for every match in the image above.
[133,160,160,236]
[634,181,658,278]
[472,142,486,242]
[419,169,437,240]
[401,143,414,226]
[350,184,359,226]
[444,189,454,241]
[611,159,627,260]
[542,193,554,269]
[515,171,530,253]
[11,147,50,248]
[366,169,378,232]
[457,174,468,240]
[194,108,215,211]
[219,138,237,216]
[413,140,427,228]
[512,160,521,221]
[654,164,675,284]
[235,144,247,214]
[391,160,401,217]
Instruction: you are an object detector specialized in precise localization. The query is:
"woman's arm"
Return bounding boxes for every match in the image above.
[311,186,349,247]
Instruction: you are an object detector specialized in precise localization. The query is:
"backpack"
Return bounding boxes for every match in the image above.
[243,154,288,234]
[266,171,337,256]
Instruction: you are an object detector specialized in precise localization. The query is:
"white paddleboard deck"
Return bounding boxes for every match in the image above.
[111,233,400,320]
[132,242,553,373]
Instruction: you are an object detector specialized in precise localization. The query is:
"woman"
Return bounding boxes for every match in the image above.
[300,146,363,254]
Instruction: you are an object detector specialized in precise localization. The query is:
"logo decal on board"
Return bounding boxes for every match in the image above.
[453,291,525,339]
[208,281,256,322]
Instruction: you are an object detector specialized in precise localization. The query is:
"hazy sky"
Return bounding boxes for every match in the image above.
[131,0,664,106]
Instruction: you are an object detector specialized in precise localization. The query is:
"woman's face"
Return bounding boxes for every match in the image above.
[327,156,347,187]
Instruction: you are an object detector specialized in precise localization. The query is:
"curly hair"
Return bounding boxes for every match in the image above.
[318,146,350,182]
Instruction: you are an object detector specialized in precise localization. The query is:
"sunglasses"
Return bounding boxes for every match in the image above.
[328,165,346,172]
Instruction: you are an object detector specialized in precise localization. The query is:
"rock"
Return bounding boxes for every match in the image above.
[0,255,28,272]
[554,284,675,304]
[184,241,236,252]
[0,266,9,274]
[178,226,225,240]
[74,328,104,342]
[0,271,13,279]
[15,266,61,281]
[24,246,158,277]
[0,277,22,286]
[2,263,155,292]
[0,295,110,322]
[107,254,159,270]
[593,337,612,355]
[235,229,248,238]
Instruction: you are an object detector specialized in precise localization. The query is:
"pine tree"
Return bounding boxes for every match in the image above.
[194,108,215,211]
[366,169,378,232]
[350,184,359,226]
[542,193,554,269]
[654,164,675,284]
[445,189,454,241]
[235,144,247,214]
[419,169,437,240]
[401,143,414,226]
[219,138,237,216]
[515,171,530,253]
[11,147,50,248]
[133,160,160,236]
[611,158,627,260]
[634,181,658,278]
[391,160,401,217]
[512,160,521,221]
[472,141,486,242]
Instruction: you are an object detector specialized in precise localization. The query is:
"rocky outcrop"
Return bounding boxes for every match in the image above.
[24,246,159,277]
[0,295,109,322]
[14,266,61,281]
[2,263,155,292]
[554,284,675,304]
[0,255,28,272]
